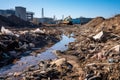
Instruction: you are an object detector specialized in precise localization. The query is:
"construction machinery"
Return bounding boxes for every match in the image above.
[61,16,73,25]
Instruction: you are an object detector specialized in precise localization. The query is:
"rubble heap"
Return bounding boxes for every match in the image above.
[1,15,120,80]
[0,27,61,67]
[0,15,37,27]
[66,15,120,80]
[1,58,80,80]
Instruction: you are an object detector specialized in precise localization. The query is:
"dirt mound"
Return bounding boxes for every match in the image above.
[8,15,33,27]
[95,15,120,34]
[0,15,37,28]
[57,15,120,80]
[81,15,120,35]
[0,15,12,26]
[84,17,105,28]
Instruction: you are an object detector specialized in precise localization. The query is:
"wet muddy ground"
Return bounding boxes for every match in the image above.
[0,26,77,80]
[0,34,74,75]
[0,27,62,67]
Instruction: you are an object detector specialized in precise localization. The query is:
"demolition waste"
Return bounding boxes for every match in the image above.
[0,26,61,67]
[0,15,120,80]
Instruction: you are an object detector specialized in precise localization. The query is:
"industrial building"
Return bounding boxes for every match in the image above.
[39,8,55,24]
[78,17,92,24]
[32,18,40,25]
[0,6,34,21]
[0,9,15,17]
[15,7,27,21]
[26,12,34,21]
[39,17,55,24]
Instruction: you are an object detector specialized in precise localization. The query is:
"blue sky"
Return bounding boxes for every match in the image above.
[0,0,120,19]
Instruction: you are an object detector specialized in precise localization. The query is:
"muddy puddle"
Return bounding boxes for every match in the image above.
[0,34,75,76]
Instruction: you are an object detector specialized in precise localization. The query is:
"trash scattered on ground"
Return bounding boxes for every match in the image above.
[1,15,120,80]
[1,26,14,35]
[0,26,61,67]
[31,28,45,34]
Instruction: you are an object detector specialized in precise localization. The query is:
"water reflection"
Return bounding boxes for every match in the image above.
[0,34,75,75]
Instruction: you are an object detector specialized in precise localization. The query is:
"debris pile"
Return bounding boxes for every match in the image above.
[0,15,37,27]
[64,15,120,80]
[1,15,120,80]
[0,26,61,67]
[0,58,79,80]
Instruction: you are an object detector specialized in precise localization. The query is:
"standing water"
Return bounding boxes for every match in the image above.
[0,34,75,75]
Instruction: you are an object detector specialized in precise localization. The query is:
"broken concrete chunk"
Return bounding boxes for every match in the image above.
[1,26,14,35]
[105,45,120,56]
[111,45,120,52]
[51,58,66,66]
[86,63,96,67]
[32,28,45,34]
[13,72,22,77]
[93,31,104,40]
[14,34,20,37]
[29,43,35,48]
[19,30,29,34]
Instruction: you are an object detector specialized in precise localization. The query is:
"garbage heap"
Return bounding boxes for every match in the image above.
[16,15,120,80]
[0,15,37,27]
[0,26,61,67]
[67,15,120,80]
[1,58,79,80]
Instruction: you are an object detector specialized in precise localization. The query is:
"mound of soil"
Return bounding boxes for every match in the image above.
[0,15,37,28]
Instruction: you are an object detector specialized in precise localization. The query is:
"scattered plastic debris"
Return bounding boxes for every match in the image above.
[1,26,14,35]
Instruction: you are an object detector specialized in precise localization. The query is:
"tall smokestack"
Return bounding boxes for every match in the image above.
[42,8,44,18]
[62,15,64,20]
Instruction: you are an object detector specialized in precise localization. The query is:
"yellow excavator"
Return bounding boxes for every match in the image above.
[61,16,73,25]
